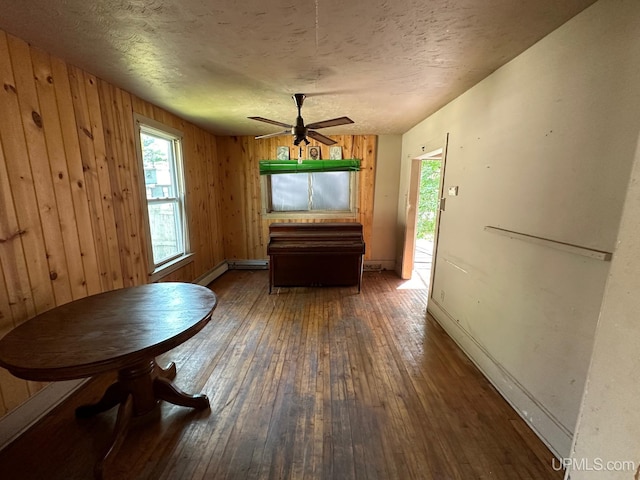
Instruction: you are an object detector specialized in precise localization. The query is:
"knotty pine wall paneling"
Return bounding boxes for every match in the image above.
[51,56,104,297]
[0,30,224,417]
[69,65,126,292]
[32,49,91,301]
[216,135,377,261]
[218,135,256,259]
[1,33,57,407]
[98,80,146,287]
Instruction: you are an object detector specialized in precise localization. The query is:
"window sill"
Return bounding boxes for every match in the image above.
[262,211,357,220]
[149,253,195,282]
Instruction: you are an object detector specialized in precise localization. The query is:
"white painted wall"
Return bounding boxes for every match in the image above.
[398,0,640,457]
[568,140,640,477]
[371,135,401,269]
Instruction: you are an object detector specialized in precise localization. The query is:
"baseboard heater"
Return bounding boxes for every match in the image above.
[227,260,269,270]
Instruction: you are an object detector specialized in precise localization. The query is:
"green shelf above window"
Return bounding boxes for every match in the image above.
[259,159,361,175]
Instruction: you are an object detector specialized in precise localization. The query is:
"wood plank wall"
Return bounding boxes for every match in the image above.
[0,31,224,417]
[216,135,377,260]
[0,27,379,419]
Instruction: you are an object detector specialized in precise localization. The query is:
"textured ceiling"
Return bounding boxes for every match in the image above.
[0,0,597,136]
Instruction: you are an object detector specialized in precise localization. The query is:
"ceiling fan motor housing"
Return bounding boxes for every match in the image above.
[292,124,309,146]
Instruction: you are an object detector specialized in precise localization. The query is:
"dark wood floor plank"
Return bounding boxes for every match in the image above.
[0,270,563,479]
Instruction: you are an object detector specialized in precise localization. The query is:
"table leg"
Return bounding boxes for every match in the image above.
[75,382,127,418]
[94,393,133,480]
[76,359,208,478]
[156,361,177,380]
[153,376,210,409]
[152,360,209,408]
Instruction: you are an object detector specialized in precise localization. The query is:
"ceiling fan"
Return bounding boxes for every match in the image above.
[248,93,354,146]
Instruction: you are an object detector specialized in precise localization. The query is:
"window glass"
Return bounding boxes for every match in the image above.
[147,202,181,264]
[271,173,310,211]
[268,171,354,213]
[311,172,350,210]
[137,120,188,271]
[142,133,176,200]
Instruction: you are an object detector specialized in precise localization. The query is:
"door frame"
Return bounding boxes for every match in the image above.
[400,135,449,289]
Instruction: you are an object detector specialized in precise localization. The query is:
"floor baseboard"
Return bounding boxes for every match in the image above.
[427,299,572,459]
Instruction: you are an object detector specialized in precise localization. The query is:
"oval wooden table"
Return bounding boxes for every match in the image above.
[0,282,218,479]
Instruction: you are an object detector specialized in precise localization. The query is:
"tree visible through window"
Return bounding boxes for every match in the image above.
[417,159,441,240]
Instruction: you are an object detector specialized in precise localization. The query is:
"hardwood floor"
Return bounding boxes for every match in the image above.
[0,270,562,479]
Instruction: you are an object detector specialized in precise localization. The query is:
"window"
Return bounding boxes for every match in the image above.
[263,171,357,216]
[134,115,190,278]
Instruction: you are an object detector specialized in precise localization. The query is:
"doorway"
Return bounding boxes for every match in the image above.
[413,156,442,286]
[400,138,448,292]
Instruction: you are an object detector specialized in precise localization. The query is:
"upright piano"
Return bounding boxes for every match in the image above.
[267,222,366,293]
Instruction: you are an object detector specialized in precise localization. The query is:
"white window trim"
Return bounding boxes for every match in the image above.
[133,114,192,280]
[260,171,359,219]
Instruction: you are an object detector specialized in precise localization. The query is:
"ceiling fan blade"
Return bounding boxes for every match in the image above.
[248,116,293,128]
[306,116,354,130]
[255,130,290,140]
[307,130,337,145]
